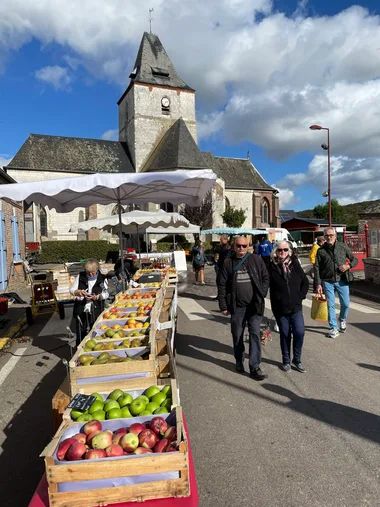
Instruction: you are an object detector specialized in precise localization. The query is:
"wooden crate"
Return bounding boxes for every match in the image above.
[41,407,189,507]
[52,376,71,433]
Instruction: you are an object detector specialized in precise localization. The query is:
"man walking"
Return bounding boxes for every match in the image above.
[258,235,273,270]
[218,236,269,381]
[308,236,325,291]
[315,227,358,338]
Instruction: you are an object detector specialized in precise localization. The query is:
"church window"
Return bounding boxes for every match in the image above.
[40,208,47,237]
[225,197,231,210]
[124,204,140,212]
[261,199,269,224]
[160,202,174,213]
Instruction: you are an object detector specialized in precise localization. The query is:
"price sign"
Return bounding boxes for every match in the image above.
[68,394,97,412]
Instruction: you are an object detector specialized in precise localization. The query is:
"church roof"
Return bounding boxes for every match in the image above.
[202,152,276,192]
[128,32,194,91]
[7,134,134,174]
[144,118,208,171]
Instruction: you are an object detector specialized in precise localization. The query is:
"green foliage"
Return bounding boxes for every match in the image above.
[38,241,119,264]
[221,205,247,228]
[157,235,188,244]
[312,199,344,223]
[156,242,212,253]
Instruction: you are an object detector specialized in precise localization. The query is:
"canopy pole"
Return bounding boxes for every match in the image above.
[136,224,142,267]
[117,191,125,291]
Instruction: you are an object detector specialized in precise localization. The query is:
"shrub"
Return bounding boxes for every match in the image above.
[155,242,213,253]
[157,235,189,243]
[37,241,119,264]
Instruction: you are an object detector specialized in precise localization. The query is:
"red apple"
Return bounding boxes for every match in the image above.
[114,427,127,436]
[72,433,87,444]
[57,438,77,461]
[150,417,168,436]
[163,426,177,443]
[133,447,153,454]
[139,429,158,449]
[83,420,102,436]
[120,432,139,452]
[105,444,124,457]
[87,429,102,446]
[167,441,178,452]
[129,423,145,435]
[66,441,87,461]
[154,438,169,453]
[84,449,107,460]
[91,431,113,450]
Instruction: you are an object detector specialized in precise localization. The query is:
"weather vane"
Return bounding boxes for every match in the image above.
[148,8,154,33]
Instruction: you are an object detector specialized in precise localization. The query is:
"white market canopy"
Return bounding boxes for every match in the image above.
[0,169,216,211]
[201,227,268,236]
[69,210,190,233]
[146,225,200,235]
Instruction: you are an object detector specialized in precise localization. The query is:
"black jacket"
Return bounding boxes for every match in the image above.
[218,253,269,315]
[269,258,309,316]
[315,241,358,285]
[73,271,106,318]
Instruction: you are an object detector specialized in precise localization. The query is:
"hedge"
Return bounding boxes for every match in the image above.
[156,242,213,253]
[38,241,119,264]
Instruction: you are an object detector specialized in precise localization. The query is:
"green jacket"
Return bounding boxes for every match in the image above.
[314,241,358,285]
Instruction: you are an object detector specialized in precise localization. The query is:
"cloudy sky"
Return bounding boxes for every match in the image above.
[1,0,380,210]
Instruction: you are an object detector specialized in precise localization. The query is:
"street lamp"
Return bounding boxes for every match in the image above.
[309,124,332,227]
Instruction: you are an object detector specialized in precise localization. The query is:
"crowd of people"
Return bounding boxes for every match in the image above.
[191,228,358,381]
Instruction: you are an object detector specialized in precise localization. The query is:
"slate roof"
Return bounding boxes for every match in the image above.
[144,118,208,172]
[7,134,134,173]
[280,209,297,222]
[127,32,194,91]
[282,217,345,226]
[202,152,276,191]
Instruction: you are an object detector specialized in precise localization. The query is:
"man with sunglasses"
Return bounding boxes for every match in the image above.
[315,227,358,338]
[218,236,269,381]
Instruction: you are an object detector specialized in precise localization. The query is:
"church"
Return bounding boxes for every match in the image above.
[4,31,280,243]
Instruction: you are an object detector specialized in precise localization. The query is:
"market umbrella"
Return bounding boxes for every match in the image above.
[201,227,268,236]
[69,210,190,258]
[0,169,216,273]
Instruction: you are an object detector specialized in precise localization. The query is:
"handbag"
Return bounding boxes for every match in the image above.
[311,294,328,322]
[341,270,354,284]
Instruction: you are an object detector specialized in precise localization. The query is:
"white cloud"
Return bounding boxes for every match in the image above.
[35,65,72,90]
[101,129,118,141]
[0,154,12,167]
[274,187,300,208]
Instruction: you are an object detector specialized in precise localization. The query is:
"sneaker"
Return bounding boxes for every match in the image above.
[328,329,340,339]
[235,362,245,374]
[282,363,291,373]
[200,282,206,286]
[250,367,267,381]
[292,361,306,373]
[340,320,347,333]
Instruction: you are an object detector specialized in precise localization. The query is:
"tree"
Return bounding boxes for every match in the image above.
[180,191,213,231]
[221,205,247,228]
[312,199,344,223]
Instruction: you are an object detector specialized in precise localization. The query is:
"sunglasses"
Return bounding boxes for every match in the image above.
[277,248,289,252]
[236,244,248,249]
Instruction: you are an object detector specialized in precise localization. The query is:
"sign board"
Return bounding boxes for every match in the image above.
[68,393,97,411]
[173,250,187,271]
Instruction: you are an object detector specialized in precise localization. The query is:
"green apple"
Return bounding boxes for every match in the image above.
[160,398,172,410]
[139,410,152,416]
[146,402,160,413]
[161,385,172,397]
[108,389,124,401]
[151,392,167,406]
[117,393,133,407]
[106,408,123,419]
[76,414,88,422]
[104,400,120,412]
[89,400,104,414]
[153,407,169,415]
[129,398,146,416]
[135,395,149,405]
[91,410,106,421]
[86,339,96,350]
[143,385,161,400]
[90,392,104,402]
[120,407,132,418]
[70,408,85,420]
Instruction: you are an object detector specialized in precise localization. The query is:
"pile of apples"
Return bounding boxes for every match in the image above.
[78,351,149,367]
[119,291,157,301]
[56,416,178,461]
[103,305,152,320]
[83,336,149,352]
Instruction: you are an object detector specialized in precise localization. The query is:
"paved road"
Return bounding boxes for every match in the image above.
[0,267,379,506]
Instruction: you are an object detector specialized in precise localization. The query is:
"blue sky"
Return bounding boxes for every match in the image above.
[1,0,380,211]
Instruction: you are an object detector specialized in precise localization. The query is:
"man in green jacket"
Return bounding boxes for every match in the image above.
[315,227,358,338]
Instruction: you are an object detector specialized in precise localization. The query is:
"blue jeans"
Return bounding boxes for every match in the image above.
[276,310,305,364]
[322,280,350,331]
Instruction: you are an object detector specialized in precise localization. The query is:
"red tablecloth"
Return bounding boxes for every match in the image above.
[28,416,198,507]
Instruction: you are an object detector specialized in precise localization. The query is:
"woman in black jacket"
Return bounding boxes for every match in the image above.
[269,241,309,373]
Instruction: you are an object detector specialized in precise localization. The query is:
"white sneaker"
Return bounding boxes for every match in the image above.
[328,329,340,339]
[340,320,347,333]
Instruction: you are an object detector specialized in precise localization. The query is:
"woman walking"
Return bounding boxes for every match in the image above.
[191,239,208,285]
[269,241,309,372]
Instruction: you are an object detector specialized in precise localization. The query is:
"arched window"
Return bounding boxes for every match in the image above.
[40,208,47,237]
[261,199,269,224]
[225,197,231,210]
[160,202,174,213]
[111,204,125,215]
[124,203,140,213]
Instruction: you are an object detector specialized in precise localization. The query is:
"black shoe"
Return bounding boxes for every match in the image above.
[292,360,306,373]
[235,362,245,374]
[250,367,267,381]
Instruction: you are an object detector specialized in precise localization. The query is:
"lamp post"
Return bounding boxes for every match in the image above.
[309,124,332,227]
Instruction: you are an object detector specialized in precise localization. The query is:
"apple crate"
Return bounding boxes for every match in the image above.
[69,347,156,396]
[41,407,189,507]
[78,334,151,354]
[62,378,179,421]
[93,319,150,336]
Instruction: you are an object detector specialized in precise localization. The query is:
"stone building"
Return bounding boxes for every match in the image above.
[359,201,380,283]
[3,32,280,242]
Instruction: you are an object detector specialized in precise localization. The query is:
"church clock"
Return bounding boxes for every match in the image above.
[161,96,170,108]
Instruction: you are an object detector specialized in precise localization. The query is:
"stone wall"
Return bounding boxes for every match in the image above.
[1,199,26,290]
[363,258,380,284]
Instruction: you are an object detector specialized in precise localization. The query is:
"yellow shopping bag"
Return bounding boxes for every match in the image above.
[311,294,328,322]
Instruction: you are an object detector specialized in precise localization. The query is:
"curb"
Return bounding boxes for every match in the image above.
[350,289,380,305]
[0,315,27,351]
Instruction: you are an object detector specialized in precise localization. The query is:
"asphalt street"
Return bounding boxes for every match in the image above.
[0,266,379,506]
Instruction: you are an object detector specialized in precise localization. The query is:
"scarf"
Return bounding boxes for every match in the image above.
[86,272,98,282]
[279,256,292,279]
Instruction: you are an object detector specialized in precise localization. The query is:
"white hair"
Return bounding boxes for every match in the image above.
[271,240,294,260]
[324,227,336,235]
